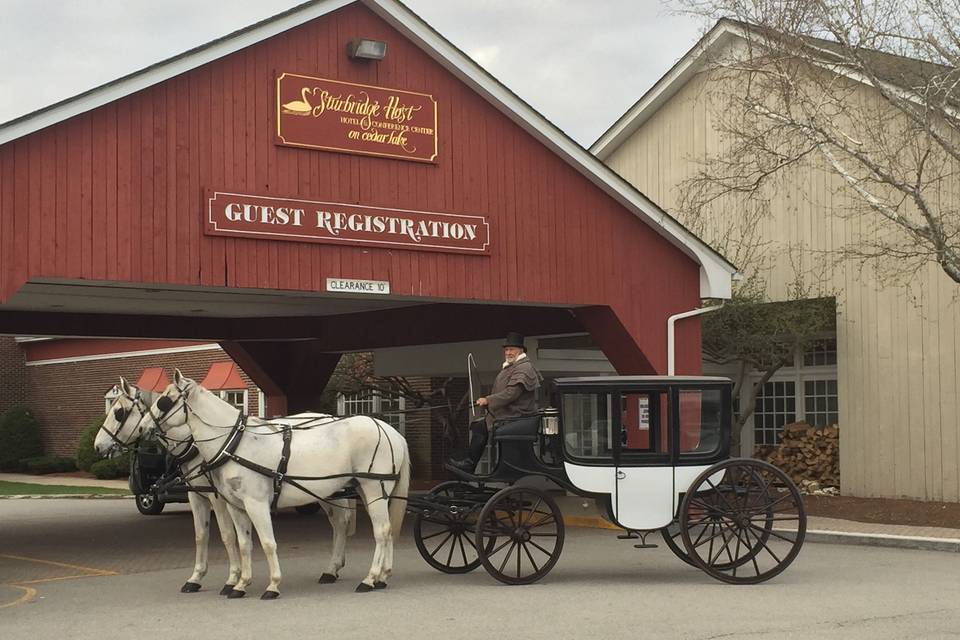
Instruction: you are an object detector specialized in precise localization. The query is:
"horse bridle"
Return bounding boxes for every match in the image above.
[101,390,153,450]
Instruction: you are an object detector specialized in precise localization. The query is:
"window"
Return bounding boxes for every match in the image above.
[678,388,723,454]
[337,389,405,434]
[620,392,668,454]
[562,392,614,460]
[753,381,796,445]
[803,338,837,367]
[219,390,247,413]
[804,379,839,426]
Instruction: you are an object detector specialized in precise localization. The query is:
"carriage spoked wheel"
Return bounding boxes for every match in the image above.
[679,459,806,584]
[661,483,756,570]
[475,486,565,585]
[414,481,493,574]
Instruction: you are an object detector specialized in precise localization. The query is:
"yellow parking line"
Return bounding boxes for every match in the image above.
[0,554,117,576]
[16,573,115,586]
[0,585,37,609]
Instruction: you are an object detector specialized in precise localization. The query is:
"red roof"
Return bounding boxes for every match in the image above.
[200,362,246,390]
[136,367,171,393]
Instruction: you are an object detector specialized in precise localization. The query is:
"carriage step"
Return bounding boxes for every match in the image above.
[617,532,640,539]
[633,543,659,549]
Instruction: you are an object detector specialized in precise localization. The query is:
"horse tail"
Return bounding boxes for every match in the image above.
[389,437,411,542]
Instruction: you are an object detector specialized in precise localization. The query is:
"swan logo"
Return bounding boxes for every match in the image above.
[281,87,315,115]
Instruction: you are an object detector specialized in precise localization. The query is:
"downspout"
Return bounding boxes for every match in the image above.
[667,302,725,375]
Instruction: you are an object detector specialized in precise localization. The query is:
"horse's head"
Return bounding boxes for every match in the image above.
[140,368,195,438]
[95,377,154,456]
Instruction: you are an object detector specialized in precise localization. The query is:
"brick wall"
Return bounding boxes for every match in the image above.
[25,346,261,457]
[0,337,28,415]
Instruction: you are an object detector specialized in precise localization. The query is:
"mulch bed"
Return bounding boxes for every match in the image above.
[804,494,960,529]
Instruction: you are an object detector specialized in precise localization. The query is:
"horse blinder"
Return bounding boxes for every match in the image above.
[156,395,175,415]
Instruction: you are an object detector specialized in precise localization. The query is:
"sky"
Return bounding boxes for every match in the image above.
[0,0,708,146]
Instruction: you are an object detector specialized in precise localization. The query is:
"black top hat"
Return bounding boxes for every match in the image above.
[502,332,526,349]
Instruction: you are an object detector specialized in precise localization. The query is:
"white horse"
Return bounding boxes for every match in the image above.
[138,369,411,599]
[95,377,354,595]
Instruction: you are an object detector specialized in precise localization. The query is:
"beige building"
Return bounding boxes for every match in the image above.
[593,20,960,502]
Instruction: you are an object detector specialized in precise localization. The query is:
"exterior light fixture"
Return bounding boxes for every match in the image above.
[347,38,387,61]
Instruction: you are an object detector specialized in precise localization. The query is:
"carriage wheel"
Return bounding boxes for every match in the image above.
[475,486,564,585]
[414,482,491,574]
[660,521,697,568]
[679,459,806,584]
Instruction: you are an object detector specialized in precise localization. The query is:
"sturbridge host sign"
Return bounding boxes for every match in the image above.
[276,72,438,163]
[205,191,490,255]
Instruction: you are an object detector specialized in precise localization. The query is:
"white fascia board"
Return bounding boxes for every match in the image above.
[591,23,737,160]
[366,0,736,298]
[0,0,354,146]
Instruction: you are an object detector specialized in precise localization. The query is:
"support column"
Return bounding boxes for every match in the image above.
[573,306,657,374]
[220,341,342,417]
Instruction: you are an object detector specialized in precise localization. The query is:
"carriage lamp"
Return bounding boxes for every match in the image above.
[347,38,387,60]
[540,408,559,436]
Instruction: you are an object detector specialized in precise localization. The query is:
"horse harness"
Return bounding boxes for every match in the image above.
[159,394,400,513]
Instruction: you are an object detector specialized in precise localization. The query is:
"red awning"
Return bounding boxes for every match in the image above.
[136,367,171,393]
[200,362,246,390]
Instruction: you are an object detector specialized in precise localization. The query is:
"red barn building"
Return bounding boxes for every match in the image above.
[0,0,735,436]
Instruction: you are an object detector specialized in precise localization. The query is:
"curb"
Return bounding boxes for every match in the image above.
[562,514,960,554]
[802,529,960,553]
[0,494,133,500]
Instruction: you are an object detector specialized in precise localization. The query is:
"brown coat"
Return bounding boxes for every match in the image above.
[483,357,543,430]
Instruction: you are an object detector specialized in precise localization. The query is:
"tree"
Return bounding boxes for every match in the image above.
[701,292,836,448]
[675,0,960,286]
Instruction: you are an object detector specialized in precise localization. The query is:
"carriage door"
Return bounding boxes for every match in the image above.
[613,389,675,530]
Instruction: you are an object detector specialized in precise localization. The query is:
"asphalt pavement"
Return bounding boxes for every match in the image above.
[2,499,960,639]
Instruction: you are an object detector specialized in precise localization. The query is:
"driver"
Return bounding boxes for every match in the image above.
[449,332,543,473]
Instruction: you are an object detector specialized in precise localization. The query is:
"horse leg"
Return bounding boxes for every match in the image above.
[317,500,349,584]
[209,496,241,595]
[181,493,211,593]
[243,499,283,599]
[224,503,254,598]
[355,484,392,592]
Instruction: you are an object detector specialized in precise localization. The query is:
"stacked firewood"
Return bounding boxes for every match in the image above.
[755,421,839,488]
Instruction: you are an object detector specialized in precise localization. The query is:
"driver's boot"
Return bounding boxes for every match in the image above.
[448,421,489,473]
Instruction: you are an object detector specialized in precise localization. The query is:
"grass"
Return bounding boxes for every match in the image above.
[0,481,130,496]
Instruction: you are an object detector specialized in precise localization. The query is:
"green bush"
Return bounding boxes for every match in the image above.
[76,414,107,472]
[20,456,77,475]
[0,406,43,472]
[90,457,129,480]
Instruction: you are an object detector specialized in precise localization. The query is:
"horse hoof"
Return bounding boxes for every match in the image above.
[260,590,280,600]
[318,573,337,584]
[180,582,201,593]
[374,581,387,590]
[355,582,374,593]
[227,588,246,599]
[219,584,235,596]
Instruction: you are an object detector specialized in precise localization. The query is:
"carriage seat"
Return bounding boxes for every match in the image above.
[493,414,541,440]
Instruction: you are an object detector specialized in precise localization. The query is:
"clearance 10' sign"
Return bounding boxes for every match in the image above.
[276,72,438,163]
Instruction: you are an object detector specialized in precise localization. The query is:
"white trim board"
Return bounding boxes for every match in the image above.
[0,0,736,300]
[25,343,222,366]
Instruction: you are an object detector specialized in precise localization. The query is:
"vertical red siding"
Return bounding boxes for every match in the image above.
[0,3,704,374]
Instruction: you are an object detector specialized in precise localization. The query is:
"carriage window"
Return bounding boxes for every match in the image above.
[562,393,614,460]
[620,392,669,454]
[620,391,670,453]
[678,389,723,454]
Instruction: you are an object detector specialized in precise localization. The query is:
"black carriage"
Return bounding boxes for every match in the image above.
[407,376,806,585]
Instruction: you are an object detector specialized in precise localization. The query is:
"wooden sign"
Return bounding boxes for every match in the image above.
[276,72,438,163]
[205,190,490,255]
